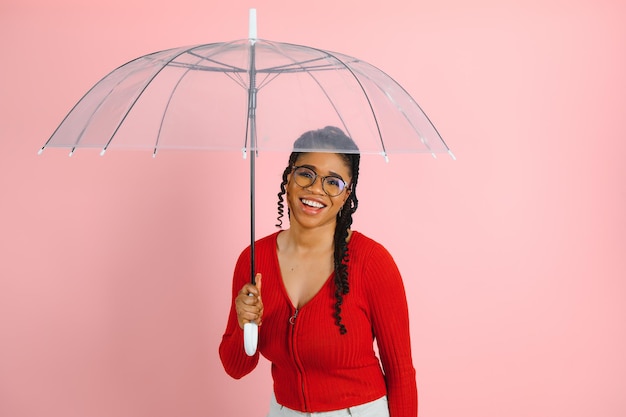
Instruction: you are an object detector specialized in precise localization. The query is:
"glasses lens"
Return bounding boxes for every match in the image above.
[322,176,345,197]
[293,167,316,188]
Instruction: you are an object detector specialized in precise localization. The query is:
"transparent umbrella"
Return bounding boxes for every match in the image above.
[39,9,453,355]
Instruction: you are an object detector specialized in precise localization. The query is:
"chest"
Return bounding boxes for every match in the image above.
[259,276,377,370]
[278,253,334,309]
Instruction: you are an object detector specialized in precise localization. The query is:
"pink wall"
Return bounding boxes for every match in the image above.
[1,1,625,416]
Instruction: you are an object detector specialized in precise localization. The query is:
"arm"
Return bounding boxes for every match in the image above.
[218,250,262,378]
[365,245,418,417]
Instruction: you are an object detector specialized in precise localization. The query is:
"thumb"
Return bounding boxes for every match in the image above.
[255,273,262,296]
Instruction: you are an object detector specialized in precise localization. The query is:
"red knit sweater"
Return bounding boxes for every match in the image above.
[219,231,417,417]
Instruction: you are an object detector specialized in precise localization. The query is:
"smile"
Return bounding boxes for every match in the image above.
[301,198,326,209]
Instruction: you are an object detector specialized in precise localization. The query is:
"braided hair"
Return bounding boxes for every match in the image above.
[276,126,360,334]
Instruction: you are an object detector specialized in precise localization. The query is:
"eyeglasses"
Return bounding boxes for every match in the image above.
[291,165,348,197]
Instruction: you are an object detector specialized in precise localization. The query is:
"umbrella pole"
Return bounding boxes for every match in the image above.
[248,20,258,287]
[243,9,260,357]
[249,125,256,286]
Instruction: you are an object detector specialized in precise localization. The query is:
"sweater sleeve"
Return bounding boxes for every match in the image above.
[218,248,260,379]
[364,243,418,417]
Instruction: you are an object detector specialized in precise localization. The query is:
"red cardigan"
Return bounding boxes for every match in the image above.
[219,231,417,417]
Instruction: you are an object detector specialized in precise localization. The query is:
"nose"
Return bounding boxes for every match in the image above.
[307,175,325,194]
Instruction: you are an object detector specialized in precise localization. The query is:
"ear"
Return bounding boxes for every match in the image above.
[341,189,351,204]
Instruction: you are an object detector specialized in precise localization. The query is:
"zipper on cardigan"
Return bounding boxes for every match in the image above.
[289,308,299,325]
[288,308,308,410]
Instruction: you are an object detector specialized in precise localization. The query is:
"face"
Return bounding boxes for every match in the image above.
[286,152,352,231]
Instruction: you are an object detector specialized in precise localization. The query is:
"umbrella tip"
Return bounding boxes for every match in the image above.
[69,148,75,157]
[448,150,457,160]
[249,8,257,41]
[100,149,107,157]
[242,148,247,159]
[37,147,44,156]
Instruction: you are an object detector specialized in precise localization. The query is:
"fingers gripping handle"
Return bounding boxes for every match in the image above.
[244,322,258,356]
[243,272,261,356]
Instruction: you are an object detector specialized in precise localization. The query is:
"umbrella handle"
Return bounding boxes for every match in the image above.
[243,322,258,356]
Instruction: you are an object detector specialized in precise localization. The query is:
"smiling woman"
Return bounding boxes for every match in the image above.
[219,127,417,417]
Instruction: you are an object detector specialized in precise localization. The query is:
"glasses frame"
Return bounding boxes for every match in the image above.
[291,165,349,197]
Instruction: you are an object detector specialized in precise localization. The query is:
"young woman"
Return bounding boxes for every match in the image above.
[220,126,417,417]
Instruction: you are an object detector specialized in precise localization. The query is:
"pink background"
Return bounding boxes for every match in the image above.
[1,1,625,416]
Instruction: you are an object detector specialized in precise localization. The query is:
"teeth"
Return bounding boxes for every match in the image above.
[302,198,324,208]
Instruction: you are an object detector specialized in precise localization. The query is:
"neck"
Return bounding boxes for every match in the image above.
[282,222,336,254]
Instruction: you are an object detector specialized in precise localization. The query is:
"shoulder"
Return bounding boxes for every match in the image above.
[348,232,405,292]
[243,231,280,251]
[236,231,280,261]
[256,231,280,248]
[348,231,398,272]
[349,231,392,258]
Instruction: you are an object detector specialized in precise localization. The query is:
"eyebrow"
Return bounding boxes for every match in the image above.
[298,164,346,180]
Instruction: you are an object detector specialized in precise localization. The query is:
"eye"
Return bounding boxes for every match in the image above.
[325,177,345,190]
[325,177,342,187]
[296,167,315,179]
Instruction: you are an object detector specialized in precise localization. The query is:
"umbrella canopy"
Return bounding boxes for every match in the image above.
[39,37,453,160]
[39,10,453,355]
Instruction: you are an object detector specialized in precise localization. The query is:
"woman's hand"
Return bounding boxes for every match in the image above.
[235,273,263,329]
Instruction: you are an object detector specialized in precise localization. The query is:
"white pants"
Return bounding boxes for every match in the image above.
[267,394,389,417]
